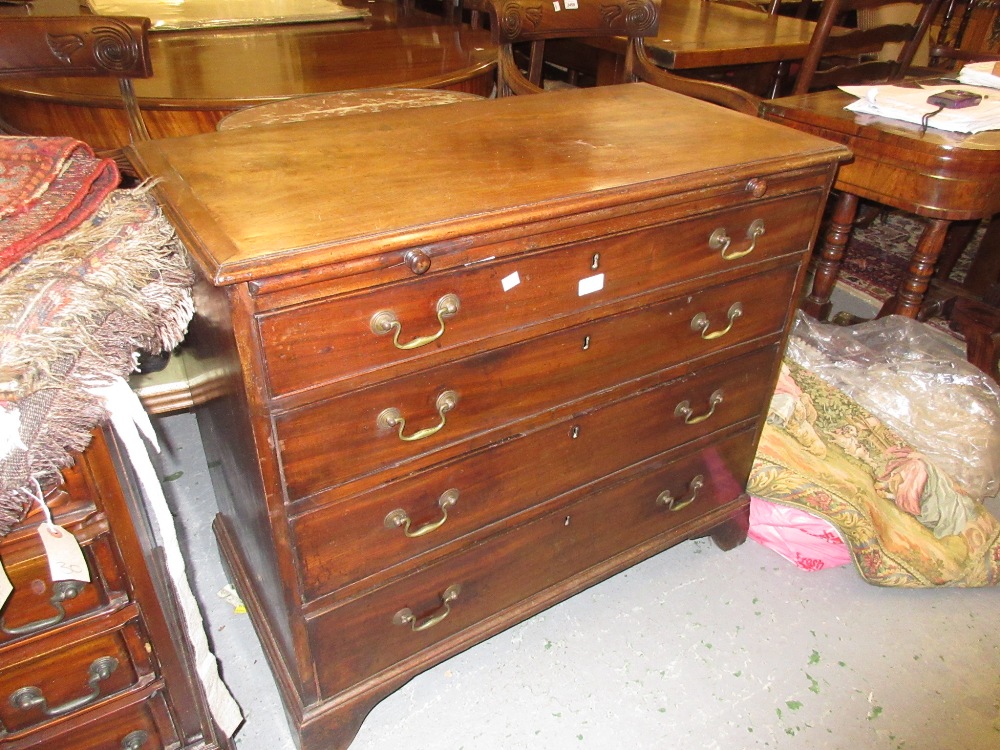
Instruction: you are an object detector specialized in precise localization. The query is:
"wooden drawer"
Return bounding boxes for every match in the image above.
[258,192,820,398]
[0,683,179,750]
[291,345,780,601]
[0,610,156,735]
[276,268,794,500]
[0,462,104,565]
[307,426,757,697]
[0,534,128,647]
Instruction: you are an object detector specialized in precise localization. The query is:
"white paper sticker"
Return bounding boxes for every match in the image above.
[502,271,521,292]
[578,273,605,296]
[0,560,12,610]
[565,0,578,8]
[38,524,91,583]
[553,1,561,10]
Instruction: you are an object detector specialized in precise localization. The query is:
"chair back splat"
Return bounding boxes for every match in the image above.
[792,0,944,94]
[484,0,762,114]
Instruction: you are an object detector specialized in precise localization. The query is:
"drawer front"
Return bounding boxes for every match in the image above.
[0,460,103,563]
[0,615,156,734]
[0,535,127,647]
[309,427,757,697]
[1,684,179,750]
[292,345,780,600]
[276,268,794,500]
[259,192,820,397]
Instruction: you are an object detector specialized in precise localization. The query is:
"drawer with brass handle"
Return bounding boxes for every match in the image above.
[0,609,156,734]
[291,346,780,601]
[257,192,821,398]
[306,426,758,698]
[0,534,128,646]
[0,681,179,750]
[276,267,795,501]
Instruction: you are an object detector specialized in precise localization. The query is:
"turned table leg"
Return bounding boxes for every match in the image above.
[802,191,858,320]
[878,217,951,318]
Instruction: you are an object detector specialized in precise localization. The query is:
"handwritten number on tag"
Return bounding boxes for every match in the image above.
[37,524,91,583]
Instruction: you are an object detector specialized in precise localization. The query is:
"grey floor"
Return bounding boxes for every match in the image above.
[153,409,1000,750]
[148,286,1000,750]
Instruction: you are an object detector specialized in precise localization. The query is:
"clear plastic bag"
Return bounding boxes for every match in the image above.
[785,312,1000,500]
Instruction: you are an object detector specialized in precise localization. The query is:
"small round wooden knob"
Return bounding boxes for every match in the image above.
[745,178,767,198]
[404,249,432,275]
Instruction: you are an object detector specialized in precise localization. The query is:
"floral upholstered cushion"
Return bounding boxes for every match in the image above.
[748,359,1000,587]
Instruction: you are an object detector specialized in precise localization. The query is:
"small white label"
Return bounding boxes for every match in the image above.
[502,271,521,292]
[565,0,578,8]
[0,560,12,610]
[553,1,561,10]
[38,524,91,583]
[578,273,605,296]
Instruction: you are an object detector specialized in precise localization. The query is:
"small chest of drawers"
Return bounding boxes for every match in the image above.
[0,430,228,750]
[129,83,849,750]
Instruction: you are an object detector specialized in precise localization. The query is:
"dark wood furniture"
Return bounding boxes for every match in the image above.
[762,87,1000,320]
[0,429,229,750]
[483,0,761,113]
[584,0,818,90]
[0,13,154,167]
[0,0,496,151]
[128,83,847,750]
[792,0,944,93]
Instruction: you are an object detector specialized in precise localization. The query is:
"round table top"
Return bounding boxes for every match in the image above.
[0,0,497,109]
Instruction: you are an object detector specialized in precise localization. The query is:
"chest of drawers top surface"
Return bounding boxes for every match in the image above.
[128,83,847,286]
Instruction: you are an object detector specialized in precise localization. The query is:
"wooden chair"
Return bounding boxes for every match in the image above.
[221,0,761,132]
[485,0,762,114]
[0,16,153,152]
[791,0,943,93]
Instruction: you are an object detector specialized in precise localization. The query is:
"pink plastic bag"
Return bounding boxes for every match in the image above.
[748,497,852,571]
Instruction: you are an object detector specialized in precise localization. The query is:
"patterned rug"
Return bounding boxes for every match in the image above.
[0,137,119,271]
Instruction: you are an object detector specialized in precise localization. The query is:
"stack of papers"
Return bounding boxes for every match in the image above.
[958,61,1000,89]
[840,83,1000,133]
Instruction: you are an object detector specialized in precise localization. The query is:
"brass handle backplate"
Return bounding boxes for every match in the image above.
[9,656,118,717]
[656,475,705,512]
[674,389,724,425]
[708,218,765,261]
[393,584,462,632]
[370,293,460,350]
[0,579,85,636]
[385,488,459,538]
[377,389,458,442]
[690,302,743,340]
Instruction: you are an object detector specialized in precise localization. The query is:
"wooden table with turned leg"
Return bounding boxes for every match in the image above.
[761,87,1000,321]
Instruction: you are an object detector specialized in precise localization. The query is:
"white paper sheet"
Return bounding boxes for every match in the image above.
[840,83,1000,133]
[958,61,1000,90]
[88,377,243,738]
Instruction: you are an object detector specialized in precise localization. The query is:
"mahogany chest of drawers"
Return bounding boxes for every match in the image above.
[128,84,848,749]
[0,429,228,750]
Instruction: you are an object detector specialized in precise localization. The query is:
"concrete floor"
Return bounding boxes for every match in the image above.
[151,400,1000,750]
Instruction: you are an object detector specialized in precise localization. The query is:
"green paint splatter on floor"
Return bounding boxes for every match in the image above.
[806,673,820,694]
[733,670,743,677]
[786,701,803,711]
[868,705,884,720]
[808,649,820,665]
[163,471,184,482]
